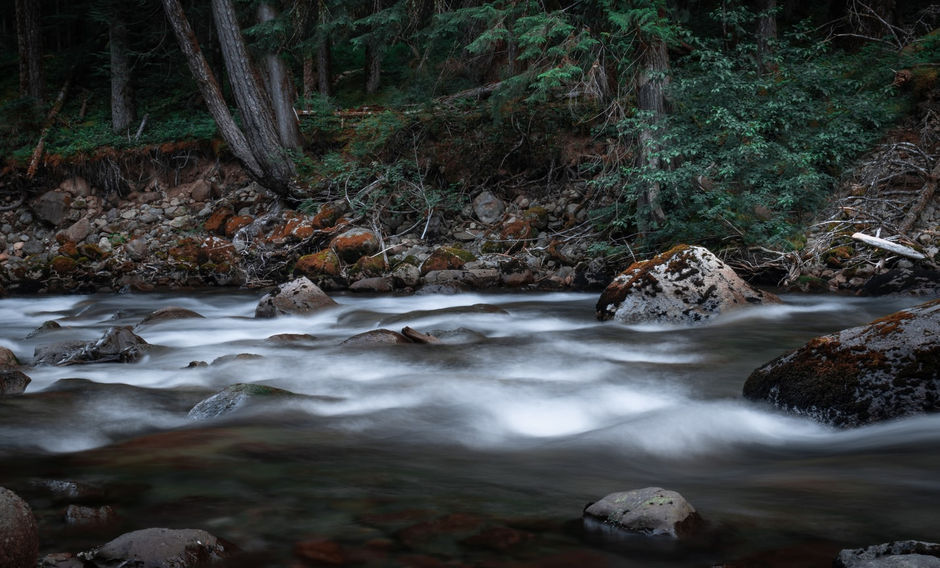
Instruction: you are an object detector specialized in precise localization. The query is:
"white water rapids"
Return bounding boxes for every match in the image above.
[1,291,938,566]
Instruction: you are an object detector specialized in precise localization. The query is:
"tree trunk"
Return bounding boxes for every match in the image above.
[317,36,332,96]
[110,11,136,134]
[15,0,43,104]
[365,41,382,95]
[636,38,669,232]
[212,0,296,193]
[257,2,303,151]
[756,0,777,73]
[160,0,264,180]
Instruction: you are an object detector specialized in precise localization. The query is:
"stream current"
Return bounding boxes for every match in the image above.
[0,291,938,566]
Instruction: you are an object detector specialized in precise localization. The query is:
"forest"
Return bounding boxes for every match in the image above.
[1,0,938,259]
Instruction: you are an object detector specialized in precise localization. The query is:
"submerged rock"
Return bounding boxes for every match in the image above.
[582,487,700,538]
[596,245,781,325]
[0,486,39,568]
[188,383,297,420]
[33,326,149,366]
[743,299,940,427]
[65,505,118,529]
[255,277,338,318]
[341,329,413,346]
[835,541,940,568]
[78,528,233,567]
[137,306,205,326]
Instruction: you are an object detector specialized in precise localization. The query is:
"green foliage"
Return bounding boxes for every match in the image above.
[592,18,902,250]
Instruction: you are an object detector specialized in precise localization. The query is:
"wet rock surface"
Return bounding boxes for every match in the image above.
[835,541,940,568]
[744,299,940,427]
[255,277,338,318]
[0,486,39,568]
[78,528,233,567]
[596,245,781,325]
[582,487,701,538]
[0,366,31,395]
[188,383,298,420]
[34,326,149,366]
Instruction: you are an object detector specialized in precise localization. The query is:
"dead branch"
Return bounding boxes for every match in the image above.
[27,76,72,179]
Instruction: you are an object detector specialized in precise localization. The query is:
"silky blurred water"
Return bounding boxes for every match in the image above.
[0,290,937,566]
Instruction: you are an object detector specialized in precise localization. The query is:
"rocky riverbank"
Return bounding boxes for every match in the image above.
[1,152,937,299]
[0,158,622,296]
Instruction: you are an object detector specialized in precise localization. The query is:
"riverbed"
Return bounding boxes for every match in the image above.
[1,291,937,566]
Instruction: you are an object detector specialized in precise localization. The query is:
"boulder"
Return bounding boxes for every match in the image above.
[596,245,781,325]
[341,329,413,346]
[583,487,700,538]
[0,487,39,568]
[0,367,30,395]
[420,246,476,275]
[188,383,296,420]
[835,541,940,568]
[34,190,72,226]
[137,306,206,327]
[0,347,18,367]
[743,299,940,427]
[255,277,338,318]
[295,249,342,279]
[78,528,233,567]
[349,277,394,293]
[34,326,148,366]
[58,218,92,244]
[330,227,380,263]
[472,191,505,224]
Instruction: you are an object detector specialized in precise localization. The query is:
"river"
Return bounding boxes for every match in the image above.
[1,291,937,566]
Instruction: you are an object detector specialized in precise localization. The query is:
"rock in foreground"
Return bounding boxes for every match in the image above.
[255,277,338,318]
[743,299,940,427]
[78,528,233,567]
[596,245,780,325]
[0,487,39,568]
[582,487,700,538]
[835,540,940,568]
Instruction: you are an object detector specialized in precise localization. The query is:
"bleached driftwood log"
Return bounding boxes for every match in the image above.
[851,232,926,260]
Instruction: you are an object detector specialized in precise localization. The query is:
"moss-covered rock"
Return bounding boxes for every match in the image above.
[743,299,940,427]
[296,249,342,278]
[330,227,380,263]
[420,246,476,275]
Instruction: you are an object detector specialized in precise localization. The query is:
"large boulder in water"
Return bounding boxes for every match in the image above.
[0,347,18,367]
[743,299,940,427]
[596,245,780,325]
[78,528,233,567]
[0,487,39,568]
[255,277,338,318]
[582,487,700,538]
[835,541,940,568]
[33,326,148,366]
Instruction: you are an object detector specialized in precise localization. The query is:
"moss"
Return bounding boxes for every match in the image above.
[351,254,388,278]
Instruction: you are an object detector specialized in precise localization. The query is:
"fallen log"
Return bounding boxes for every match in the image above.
[851,232,926,260]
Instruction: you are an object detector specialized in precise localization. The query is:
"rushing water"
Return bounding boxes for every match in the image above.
[0,291,938,566]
